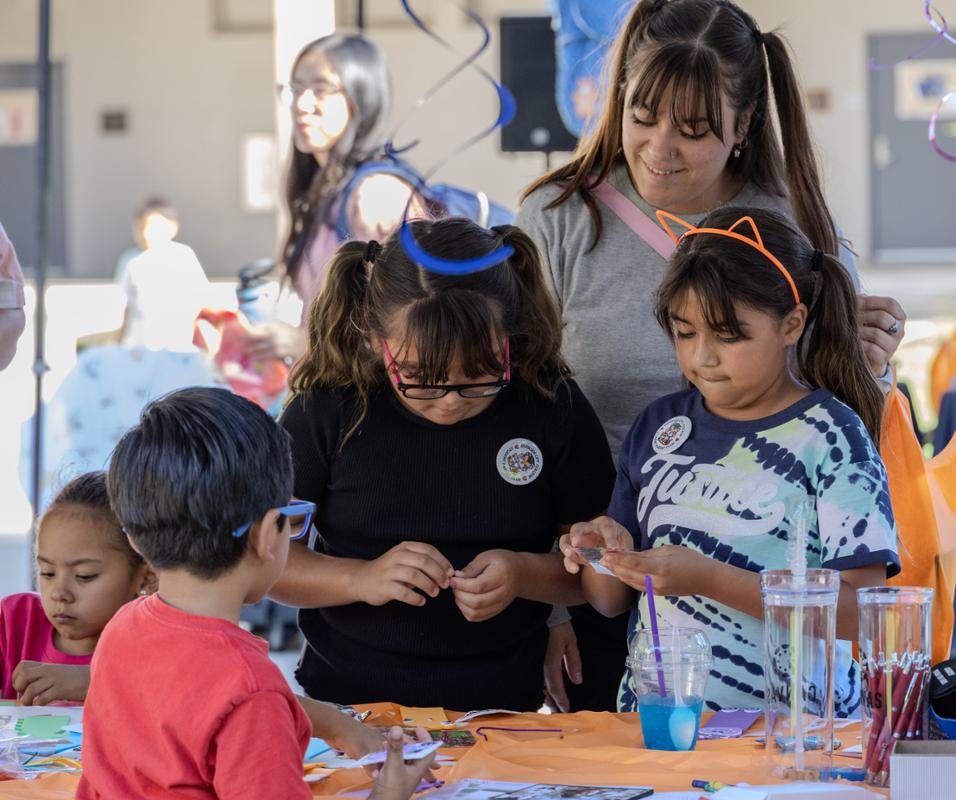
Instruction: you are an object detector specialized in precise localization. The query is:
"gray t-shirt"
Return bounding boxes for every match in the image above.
[515,159,859,459]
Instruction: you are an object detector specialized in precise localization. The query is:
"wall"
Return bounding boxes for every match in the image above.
[0,0,557,280]
[0,0,278,278]
[745,0,956,275]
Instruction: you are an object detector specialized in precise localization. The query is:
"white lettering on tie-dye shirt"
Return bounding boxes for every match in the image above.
[637,453,786,538]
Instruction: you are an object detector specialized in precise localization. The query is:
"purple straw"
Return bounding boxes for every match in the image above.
[645,575,667,697]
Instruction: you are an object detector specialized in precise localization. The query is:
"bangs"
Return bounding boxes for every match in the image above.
[393,293,506,384]
[656,251,749,339]
[627,44,725,140]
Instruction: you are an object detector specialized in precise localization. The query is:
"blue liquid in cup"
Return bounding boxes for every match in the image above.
[638,694,704,751]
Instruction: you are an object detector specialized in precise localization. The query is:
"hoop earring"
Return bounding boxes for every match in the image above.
[732,136,749,159]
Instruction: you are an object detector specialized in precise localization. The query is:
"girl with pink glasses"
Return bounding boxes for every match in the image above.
[273,217,615,711]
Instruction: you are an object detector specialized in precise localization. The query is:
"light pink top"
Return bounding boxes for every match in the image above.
[291,223,339,315]
[0,222,26,310]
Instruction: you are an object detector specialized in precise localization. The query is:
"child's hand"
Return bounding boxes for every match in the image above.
[11,661,90,705]
[559,517,634,573]
[602,546,713,596]
[352,542,454,607]
[326,714,387,760]
[368,726,437,800]
[450,550,519,622]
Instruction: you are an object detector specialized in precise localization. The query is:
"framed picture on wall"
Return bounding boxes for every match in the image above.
[894,59,956,120]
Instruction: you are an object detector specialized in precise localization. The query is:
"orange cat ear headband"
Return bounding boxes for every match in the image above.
[656,210,801,305]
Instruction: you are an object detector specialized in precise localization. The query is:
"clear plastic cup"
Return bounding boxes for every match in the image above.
[857,586,933,788]
[761,568,840,780]
[629,626,712,751]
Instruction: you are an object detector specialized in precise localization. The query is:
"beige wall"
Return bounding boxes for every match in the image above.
[0,0,277,278]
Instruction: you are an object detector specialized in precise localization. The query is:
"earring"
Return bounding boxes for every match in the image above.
[733,136,749,159]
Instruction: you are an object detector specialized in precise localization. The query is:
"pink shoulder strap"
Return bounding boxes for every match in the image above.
[591,181,676,260]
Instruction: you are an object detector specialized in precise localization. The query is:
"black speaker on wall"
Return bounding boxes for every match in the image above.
[499,15,578,153]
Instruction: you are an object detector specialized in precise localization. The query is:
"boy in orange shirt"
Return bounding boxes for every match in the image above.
[78,387,434,799]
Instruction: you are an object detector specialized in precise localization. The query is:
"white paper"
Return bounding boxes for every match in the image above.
[453,709,522,724]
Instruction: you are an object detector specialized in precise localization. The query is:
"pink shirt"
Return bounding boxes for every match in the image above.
[77,595,312,800]
[0,593,92,699]
[292,223,339,314]
[0,222,26,310]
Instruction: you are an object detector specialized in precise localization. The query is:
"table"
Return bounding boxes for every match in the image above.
[0,705,877,799]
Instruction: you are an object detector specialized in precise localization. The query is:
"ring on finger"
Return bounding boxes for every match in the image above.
[886,320,900,335]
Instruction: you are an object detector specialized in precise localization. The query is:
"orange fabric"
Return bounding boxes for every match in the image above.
[0,705,871,799]
[881,386,956,663]
[930,332,956,412]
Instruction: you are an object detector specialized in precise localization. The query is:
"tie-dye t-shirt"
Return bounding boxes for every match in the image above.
[609,388,899,717]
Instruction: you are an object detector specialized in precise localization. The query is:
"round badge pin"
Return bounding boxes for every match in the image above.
[496,438,544,485]
[652,415,692,454]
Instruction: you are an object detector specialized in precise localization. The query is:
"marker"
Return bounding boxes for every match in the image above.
[691,779,727,792]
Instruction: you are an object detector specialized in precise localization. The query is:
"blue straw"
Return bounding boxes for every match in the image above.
[645,575,667,697]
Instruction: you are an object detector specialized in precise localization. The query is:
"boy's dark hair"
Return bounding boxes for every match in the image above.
[43,471,144,569]
[135,195,178,222]
[655,206,884,445]
[107,387,293,579]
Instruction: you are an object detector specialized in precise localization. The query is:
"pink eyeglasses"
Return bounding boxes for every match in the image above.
[381,338,511,400]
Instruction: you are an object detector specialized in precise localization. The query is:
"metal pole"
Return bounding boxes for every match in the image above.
[357,0,365,32]
[31,0,52,531]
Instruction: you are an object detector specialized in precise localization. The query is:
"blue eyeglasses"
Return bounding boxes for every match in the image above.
[232,499,316,541]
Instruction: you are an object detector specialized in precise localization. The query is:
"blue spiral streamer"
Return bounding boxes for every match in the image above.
[390,0,517,275]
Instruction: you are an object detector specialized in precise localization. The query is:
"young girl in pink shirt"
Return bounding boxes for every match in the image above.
[0,471,155,702]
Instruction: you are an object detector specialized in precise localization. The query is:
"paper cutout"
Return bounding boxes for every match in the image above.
[453,708,522,724]
[400,706,450,727]
[355,740,441,767]
[14,715,70,740]
[305,738,335,761]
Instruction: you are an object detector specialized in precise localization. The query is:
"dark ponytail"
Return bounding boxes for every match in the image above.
[492,225,571,391]
[289,240,374,398]
[800,253,883,443]
[762,31,839,255]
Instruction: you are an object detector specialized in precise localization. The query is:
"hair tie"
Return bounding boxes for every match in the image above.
[810,249,823,272]
[364,240,380,264]
[752,27,764,46]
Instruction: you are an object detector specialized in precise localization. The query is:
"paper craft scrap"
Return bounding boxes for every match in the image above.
[575,547,614,577]
[698,708,762,740]
[429,729,477,747]
[424,779,653,800]
[400,706,450,727]
[14,715,70,740]
[453,708,522,725]
[355,740,441,767]
[303,764,334,783]
[305,738,335,761]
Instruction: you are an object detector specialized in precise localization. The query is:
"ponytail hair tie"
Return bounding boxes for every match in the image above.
[364,240,380,264]
[752,27,764,46]
[810,249,824,272]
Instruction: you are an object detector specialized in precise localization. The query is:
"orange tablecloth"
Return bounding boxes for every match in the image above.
[0,705,873,799]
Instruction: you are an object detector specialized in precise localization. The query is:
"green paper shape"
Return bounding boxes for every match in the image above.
[15,714,70,739]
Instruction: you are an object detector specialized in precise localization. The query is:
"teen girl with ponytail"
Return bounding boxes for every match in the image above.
[516,0,906,715]
[272,217,615,711]
[561,206,900,715]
